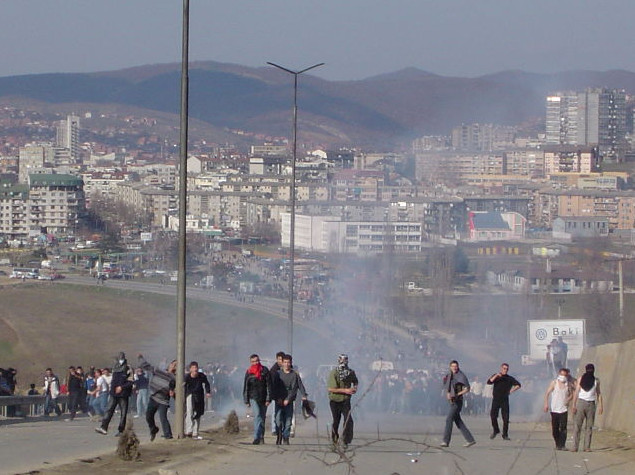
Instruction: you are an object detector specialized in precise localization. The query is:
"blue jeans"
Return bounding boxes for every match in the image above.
[92,393,108,416]
[443,399,474,444]
[250,399,268,440]
[136,389,149,416]
[275,402,294,439]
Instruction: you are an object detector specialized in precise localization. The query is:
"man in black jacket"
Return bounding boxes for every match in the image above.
[487,363,521,440]
[243,354,272,444]
[66,366,84,421]
[271,354,303,445]
[184,361,211,439]
[95,352,133,436]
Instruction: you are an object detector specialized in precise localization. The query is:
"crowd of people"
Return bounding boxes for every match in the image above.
[2,351,604,454]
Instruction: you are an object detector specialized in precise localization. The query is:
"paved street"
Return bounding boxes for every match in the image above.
[3,412,634,474]
[0,411,222,474]
[195,416,635,475]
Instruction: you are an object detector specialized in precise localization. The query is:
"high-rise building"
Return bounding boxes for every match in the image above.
[56,115,81,162]
[577,88,627,162]
[545,93,578,145]
[546,89,628,162]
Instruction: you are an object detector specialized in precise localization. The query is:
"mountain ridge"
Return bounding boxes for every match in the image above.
[1,61,634,148]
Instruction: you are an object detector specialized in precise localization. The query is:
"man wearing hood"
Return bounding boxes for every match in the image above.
[571,363,603,452]
[327,354,358,449]
[95,352,133,436]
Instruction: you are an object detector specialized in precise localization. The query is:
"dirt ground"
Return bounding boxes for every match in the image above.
[29,423,244,474]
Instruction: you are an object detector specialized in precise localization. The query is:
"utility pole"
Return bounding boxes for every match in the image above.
[266,61,324,354]
[618,259,624,328]
[174,0,190,439]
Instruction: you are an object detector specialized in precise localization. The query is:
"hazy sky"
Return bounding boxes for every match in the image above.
[2,0,634,81]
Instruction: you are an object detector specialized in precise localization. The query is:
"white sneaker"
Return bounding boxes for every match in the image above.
[95,427,107,435]
[193,435,203,440]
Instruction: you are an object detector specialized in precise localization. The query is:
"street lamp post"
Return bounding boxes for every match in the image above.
[267,61,324,354]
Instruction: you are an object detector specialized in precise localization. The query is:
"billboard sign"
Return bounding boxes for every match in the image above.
[527,319,585,361]
[140,232,153,242]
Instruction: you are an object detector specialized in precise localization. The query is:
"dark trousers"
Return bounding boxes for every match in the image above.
[330,399,354,444]
[490,397,510,436]
[550,411,568,449]
[443,399,474,444]
[68,392,81,419]
[44,394,62,416]
[101,396,129,433]
[146,398,172,438]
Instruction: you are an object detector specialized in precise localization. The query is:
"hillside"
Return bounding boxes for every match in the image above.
[0,282,334,389]
[1,62,635,147]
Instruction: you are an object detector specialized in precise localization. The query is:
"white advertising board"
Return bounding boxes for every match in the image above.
[140,232,153,242]
[527,319,585,361]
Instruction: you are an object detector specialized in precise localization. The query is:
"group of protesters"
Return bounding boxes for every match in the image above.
[3,350,604,455]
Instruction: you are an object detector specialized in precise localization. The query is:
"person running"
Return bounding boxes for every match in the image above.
[137,354,177,441]
[43,368,62,417]
[184,361,211,440]
[327,354,358,450]
[243,353,272,445]
[440,360,475,448]
[487,363,521,440]
[95,352,133,436]
[544,368,573,450]
[271,354,301,445]
[571,363,603,452]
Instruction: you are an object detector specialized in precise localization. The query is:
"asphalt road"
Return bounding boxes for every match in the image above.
[3,412,633,474]
[0,410,223,474]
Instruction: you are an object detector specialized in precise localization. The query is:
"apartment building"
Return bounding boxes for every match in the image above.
[543,146,597,175]
[0,174,85,238]
[331,169,385,201]
[536,189,635,230]
[281,213,422,254]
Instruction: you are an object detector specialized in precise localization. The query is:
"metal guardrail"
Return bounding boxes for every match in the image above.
[0,395,69,418]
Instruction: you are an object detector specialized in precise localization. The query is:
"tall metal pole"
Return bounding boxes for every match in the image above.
[267,62,324,355]
[618,259,624,328]
[175,0,189,439]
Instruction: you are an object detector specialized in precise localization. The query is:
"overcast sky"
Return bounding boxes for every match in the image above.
[2,0,634,81]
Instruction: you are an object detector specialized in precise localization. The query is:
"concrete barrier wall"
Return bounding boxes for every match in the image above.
[578,339,635,436]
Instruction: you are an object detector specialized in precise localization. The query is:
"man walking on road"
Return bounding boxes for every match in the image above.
[43,368,62,417]
[137,354,177,441]
[95,352,133,436]
[441,360,475,448]
[327,354,358,450]
[544,368,573,450]
[271,354,302,445]
[184,361,211,439]
[243,354,272,445]
[487,363,521,440]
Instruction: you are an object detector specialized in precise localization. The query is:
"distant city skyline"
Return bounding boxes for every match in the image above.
[2,1,635,81]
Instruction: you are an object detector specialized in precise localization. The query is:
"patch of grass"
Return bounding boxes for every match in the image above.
[0,283,337,389]
[0,340,13,359]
